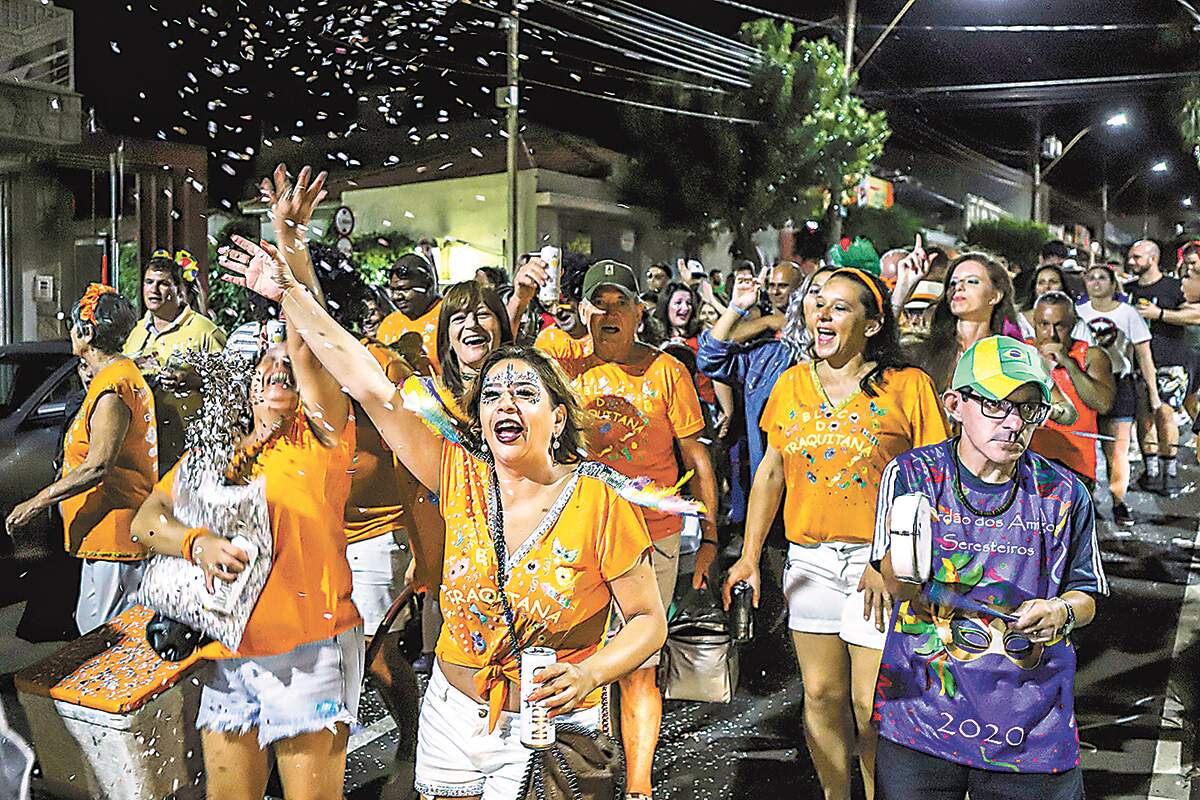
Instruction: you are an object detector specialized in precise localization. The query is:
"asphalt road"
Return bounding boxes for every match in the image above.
[3,441,1198,800]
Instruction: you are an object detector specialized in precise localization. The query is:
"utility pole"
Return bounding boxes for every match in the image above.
[499,11,520,274]
[1100,158,1109,260]
[1031,115,1042,223]
[829,0,857,244]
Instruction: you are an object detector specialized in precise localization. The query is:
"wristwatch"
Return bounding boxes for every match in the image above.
[1055,596,1076,637]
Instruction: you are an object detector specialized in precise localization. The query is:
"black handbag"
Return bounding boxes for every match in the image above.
[486,472,625,800]
[145,612,212,662]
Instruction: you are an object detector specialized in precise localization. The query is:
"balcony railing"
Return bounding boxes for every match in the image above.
[0,0,71,91]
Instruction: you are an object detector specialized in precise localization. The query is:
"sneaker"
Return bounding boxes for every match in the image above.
[1163,471,1182,499]
[1137,471,1160,493]
[412,652,434,676]
[1113,503,1135,527]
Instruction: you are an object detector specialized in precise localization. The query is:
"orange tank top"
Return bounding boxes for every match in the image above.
[167,410,361,659]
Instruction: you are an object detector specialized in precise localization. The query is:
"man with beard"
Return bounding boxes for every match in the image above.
[872,336,1106,800]
[1125,240,1189,497]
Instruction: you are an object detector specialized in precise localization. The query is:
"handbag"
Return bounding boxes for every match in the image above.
[485,472,625,800]
[657,590,739,703]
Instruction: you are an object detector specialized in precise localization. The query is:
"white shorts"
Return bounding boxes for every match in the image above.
[415,661,601,800]
[348,532,412,635]
[196,626,365,748]
[783,542,885,649]
[75,559,145,635]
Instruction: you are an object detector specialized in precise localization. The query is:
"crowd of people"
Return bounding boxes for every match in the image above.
[10,162,1200,800]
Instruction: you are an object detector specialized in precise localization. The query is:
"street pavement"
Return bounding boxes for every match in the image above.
[3,439,1198,799]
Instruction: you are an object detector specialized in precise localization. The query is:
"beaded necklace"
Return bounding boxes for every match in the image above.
[224,424,286,484]
[951,438,1020,518]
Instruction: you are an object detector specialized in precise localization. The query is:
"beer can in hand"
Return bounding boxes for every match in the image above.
[537,246,561,306]
[520,647,558,749]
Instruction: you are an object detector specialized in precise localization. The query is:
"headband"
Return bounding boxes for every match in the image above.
[830,268,885,315]
[78,283,117,324]
[151,248,199,283]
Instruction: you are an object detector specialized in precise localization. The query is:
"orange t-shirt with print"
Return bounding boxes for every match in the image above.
[436,441,651,719]
[167,410,361,659]
[534,325,589,356]
[378,300,442,373]
[60,358,158,561]
[567,351,705,541]
[760,363,948,545]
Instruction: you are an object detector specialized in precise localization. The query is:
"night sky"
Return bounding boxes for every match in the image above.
[59,0,1200,215]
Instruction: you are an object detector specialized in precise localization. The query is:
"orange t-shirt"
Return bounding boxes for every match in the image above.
[60,358,158,561]
[1031,340,1099,480]
[534,325,588,355]
[568,351,706,541]
[436,441,651,719]
[761,363,948,545]
[167,410,361,659]
[344,341,412,545]
[378,300,442,372]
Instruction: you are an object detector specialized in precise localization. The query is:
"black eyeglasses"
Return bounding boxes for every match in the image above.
[960,388,1051,425]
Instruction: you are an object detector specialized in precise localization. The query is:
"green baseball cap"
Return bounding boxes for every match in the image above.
[582,259,639,302]
[952,335,1052,402]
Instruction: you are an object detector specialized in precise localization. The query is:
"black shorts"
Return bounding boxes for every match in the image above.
[1100,374,1137,423]
[875,737,1084,800]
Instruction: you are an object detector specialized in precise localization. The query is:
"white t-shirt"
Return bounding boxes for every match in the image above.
[1073,301,1151,377]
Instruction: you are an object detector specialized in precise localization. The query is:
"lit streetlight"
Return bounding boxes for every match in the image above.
[1152,160,1170,173]
[1034,111,1130,223]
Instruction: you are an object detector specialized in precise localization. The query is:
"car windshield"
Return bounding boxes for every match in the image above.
[0,356,65,418]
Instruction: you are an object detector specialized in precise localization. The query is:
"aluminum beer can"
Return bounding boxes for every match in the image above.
[537,246,561,306]
[520,646,558,749]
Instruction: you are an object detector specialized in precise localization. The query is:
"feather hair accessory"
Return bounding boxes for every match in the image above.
[578,461,706,517]
[400,375,466,445]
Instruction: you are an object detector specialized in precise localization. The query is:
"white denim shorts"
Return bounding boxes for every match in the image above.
[783,542,885,649]
[196,625,365,748]
[76,559,145,635]
[348,532,412,634]
[414,661,601,800]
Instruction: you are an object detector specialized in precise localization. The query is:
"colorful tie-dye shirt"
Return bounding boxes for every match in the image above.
[870,440,1108,773]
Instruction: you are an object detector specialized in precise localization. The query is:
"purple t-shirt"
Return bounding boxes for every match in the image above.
[870,440,1108,773]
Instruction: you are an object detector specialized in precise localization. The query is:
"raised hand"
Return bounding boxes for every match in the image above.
[729,272,760,311]
[218,235,297,302]
[897,234,930,284]
[261,163,328,245]
[513,257,549,304]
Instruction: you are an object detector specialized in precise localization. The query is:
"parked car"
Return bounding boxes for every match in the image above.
[0,340,82,639]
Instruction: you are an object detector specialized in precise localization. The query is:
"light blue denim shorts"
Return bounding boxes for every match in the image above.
[196,625,364,748]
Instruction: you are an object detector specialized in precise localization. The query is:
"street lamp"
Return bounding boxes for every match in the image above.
[1034,112,1129,223]
[1152,160,1170,173]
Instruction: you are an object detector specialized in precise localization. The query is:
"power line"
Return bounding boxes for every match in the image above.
[856,22,1178,32]
[600,0,761,58]
[542,0,758,78]
[705,0,835,29]
[867,69,1200,97]
[521,76,762,124]
[528,47,727,93]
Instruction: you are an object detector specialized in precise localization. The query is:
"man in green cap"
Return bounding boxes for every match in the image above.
[533,257,720,800]
[869,335,1106,800]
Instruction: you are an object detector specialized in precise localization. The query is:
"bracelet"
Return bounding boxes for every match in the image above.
[731,306,750,318]
[180,527,207,564]
[1159,307,1165,321]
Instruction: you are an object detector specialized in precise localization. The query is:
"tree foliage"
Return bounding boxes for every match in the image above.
[619,20,890,255]
[844,204,925,253]
[965,217,1051,269]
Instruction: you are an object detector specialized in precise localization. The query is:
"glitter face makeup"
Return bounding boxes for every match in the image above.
[480,363,544,407]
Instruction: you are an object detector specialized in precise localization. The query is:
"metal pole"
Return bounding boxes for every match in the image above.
[1032,116,1042,222]
[1101,179,1109,260]
[829,0,857,243]
[109,152,118,292]
[843,0,857,79]
[504,12,520,275]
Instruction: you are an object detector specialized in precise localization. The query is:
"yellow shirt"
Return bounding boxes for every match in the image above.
[170,409,361,659]
[760,363,948,545]
[378,300,442,372]
[436,440,651,724]
[61,359,158,560]
[567,351,705,541]
[534,325,589,354]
